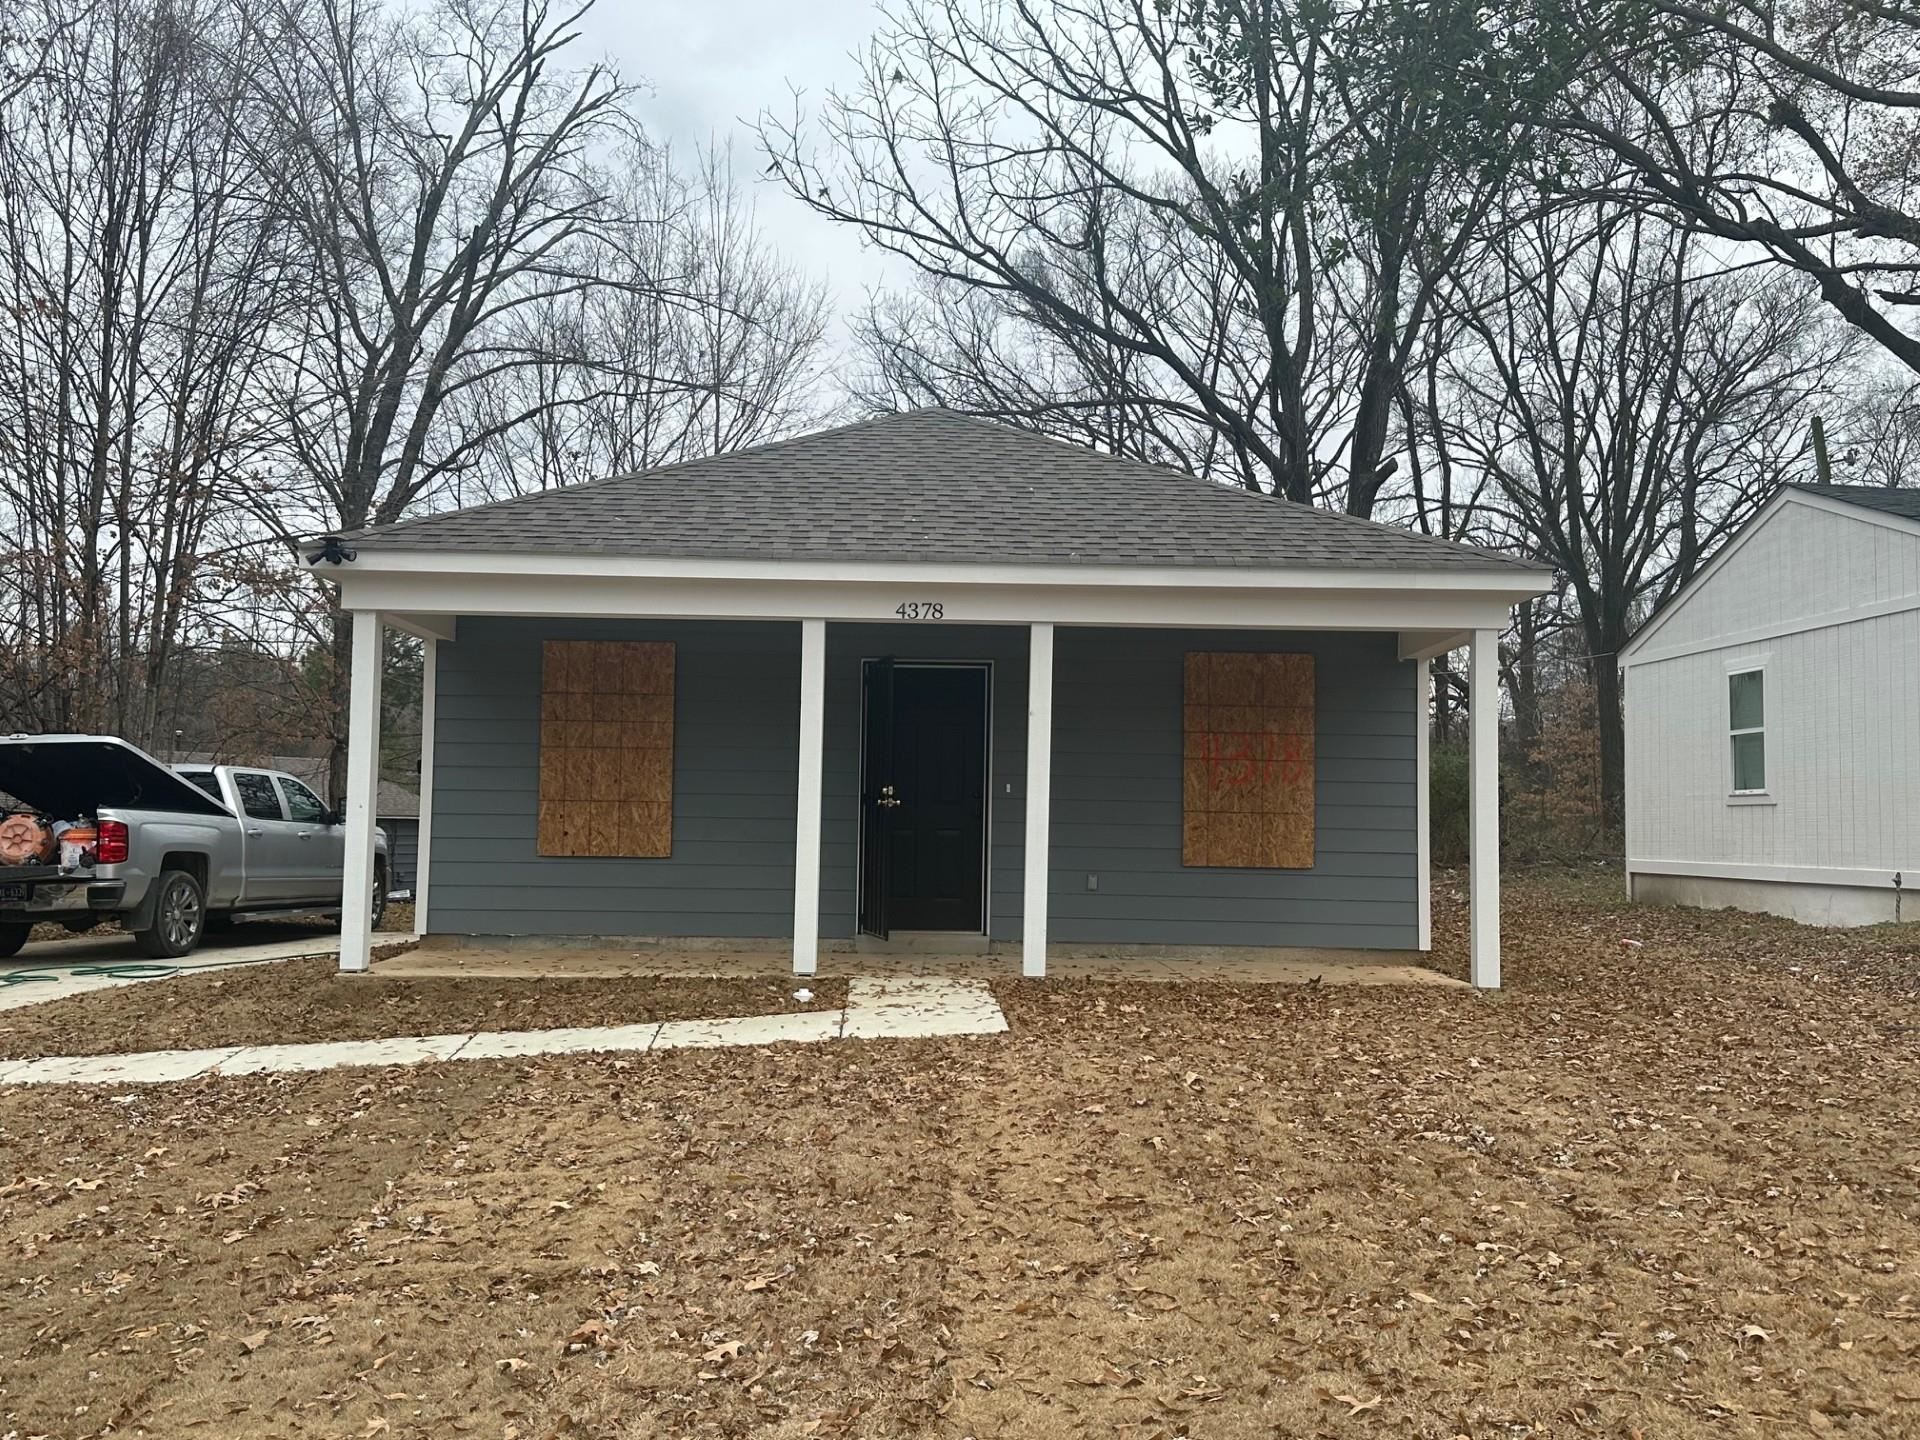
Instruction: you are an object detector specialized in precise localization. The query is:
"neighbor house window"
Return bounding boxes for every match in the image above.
[1728,668,1766,793]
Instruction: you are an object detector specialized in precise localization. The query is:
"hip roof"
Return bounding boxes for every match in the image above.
[333,409,1544,575]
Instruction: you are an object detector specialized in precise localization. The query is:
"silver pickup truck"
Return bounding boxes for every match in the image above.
[0,735,388,960]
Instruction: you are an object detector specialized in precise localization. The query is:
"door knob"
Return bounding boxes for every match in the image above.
[878,784,901,809]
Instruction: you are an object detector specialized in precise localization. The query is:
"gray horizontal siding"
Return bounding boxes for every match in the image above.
[428,618,801,937]
[425,619,1417,951]
[1041,627,1418,949]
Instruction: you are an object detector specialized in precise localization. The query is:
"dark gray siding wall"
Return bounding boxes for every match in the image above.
[430,618,801,936]
[426,619,1417,949]
[1048,628,1418,949]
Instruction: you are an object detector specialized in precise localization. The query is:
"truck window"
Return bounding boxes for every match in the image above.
[232,772,284,821]
[278,777,329,824]
[180,771,222,800]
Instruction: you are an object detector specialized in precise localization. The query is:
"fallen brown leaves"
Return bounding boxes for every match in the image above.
[0,868,1916,1438]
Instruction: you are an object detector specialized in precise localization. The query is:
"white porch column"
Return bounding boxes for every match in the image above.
[1468,628,1500,988]
[1022,621,1055,978]
[339,609,384,974]
[412,635,437,938]
[792,618,827,976]
[1416,658,1432,952]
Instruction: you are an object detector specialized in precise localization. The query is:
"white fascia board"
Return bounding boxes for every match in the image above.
[1627,857,1917,888]
[326,567,1537,633]
[315,546,1550,598]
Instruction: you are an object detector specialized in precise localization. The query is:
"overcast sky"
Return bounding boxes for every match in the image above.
[578,0,903,331]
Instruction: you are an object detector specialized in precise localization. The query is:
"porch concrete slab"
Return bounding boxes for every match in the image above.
[213,1033,473,1076]
[652,1010,844,1050]
[457,1022,663,1061]
[3,1046,247,1086]
[376,943,1460,987]
[840,976,1009,1039]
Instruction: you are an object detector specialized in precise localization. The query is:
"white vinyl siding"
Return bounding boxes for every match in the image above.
[1625,495,1920,882]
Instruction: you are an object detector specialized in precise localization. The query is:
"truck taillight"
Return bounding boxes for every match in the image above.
[95,820,129,864]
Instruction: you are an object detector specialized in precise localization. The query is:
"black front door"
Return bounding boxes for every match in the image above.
[859,661,988,934]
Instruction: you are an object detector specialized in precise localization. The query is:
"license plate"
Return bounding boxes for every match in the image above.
[0,883,24,905]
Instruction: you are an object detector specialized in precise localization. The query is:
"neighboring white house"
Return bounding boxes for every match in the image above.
[1622,484,1920,926]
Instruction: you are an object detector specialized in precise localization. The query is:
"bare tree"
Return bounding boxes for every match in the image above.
[445,139,833,503]
[227,0,639,798]
[1828,371,1920,489]
[0,0,286,744]
[1550,0,1920,373]
[1432,191,1859,820]
[762,0,1545,513]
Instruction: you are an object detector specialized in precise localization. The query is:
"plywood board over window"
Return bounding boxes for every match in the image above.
[538,640,674,857]
[1183,651,1316,868]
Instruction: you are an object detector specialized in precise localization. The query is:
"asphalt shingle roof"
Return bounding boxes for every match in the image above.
[1789,483,1920,521]
[337,409,1544,573]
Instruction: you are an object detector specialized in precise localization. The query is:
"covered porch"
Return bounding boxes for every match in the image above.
[328,600,1513,987]
[308,411,1546,989]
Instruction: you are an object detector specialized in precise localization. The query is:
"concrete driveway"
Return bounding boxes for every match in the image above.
[0,922,343,1013]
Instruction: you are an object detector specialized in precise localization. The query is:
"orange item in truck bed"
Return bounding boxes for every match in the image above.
[0,812,55,865]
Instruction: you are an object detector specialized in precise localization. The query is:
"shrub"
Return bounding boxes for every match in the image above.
[1430,743,1470,865]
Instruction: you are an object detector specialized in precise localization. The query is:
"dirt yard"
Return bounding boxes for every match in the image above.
[2,869,1917,1438]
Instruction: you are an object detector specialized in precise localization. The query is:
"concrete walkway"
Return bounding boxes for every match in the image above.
[0,976,1007,1087]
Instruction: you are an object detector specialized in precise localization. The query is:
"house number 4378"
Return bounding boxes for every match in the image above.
[895,600,945,620]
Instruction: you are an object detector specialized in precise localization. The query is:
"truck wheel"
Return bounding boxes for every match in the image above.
[0,923,28,959]
[135,870,206,959]
[369,862,388,932]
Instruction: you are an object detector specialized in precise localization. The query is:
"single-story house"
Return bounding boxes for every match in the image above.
[307,410,1550,983]
[1622,482,1920,926]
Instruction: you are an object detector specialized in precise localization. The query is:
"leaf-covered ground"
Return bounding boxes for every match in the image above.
[2,869,1916,1438]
